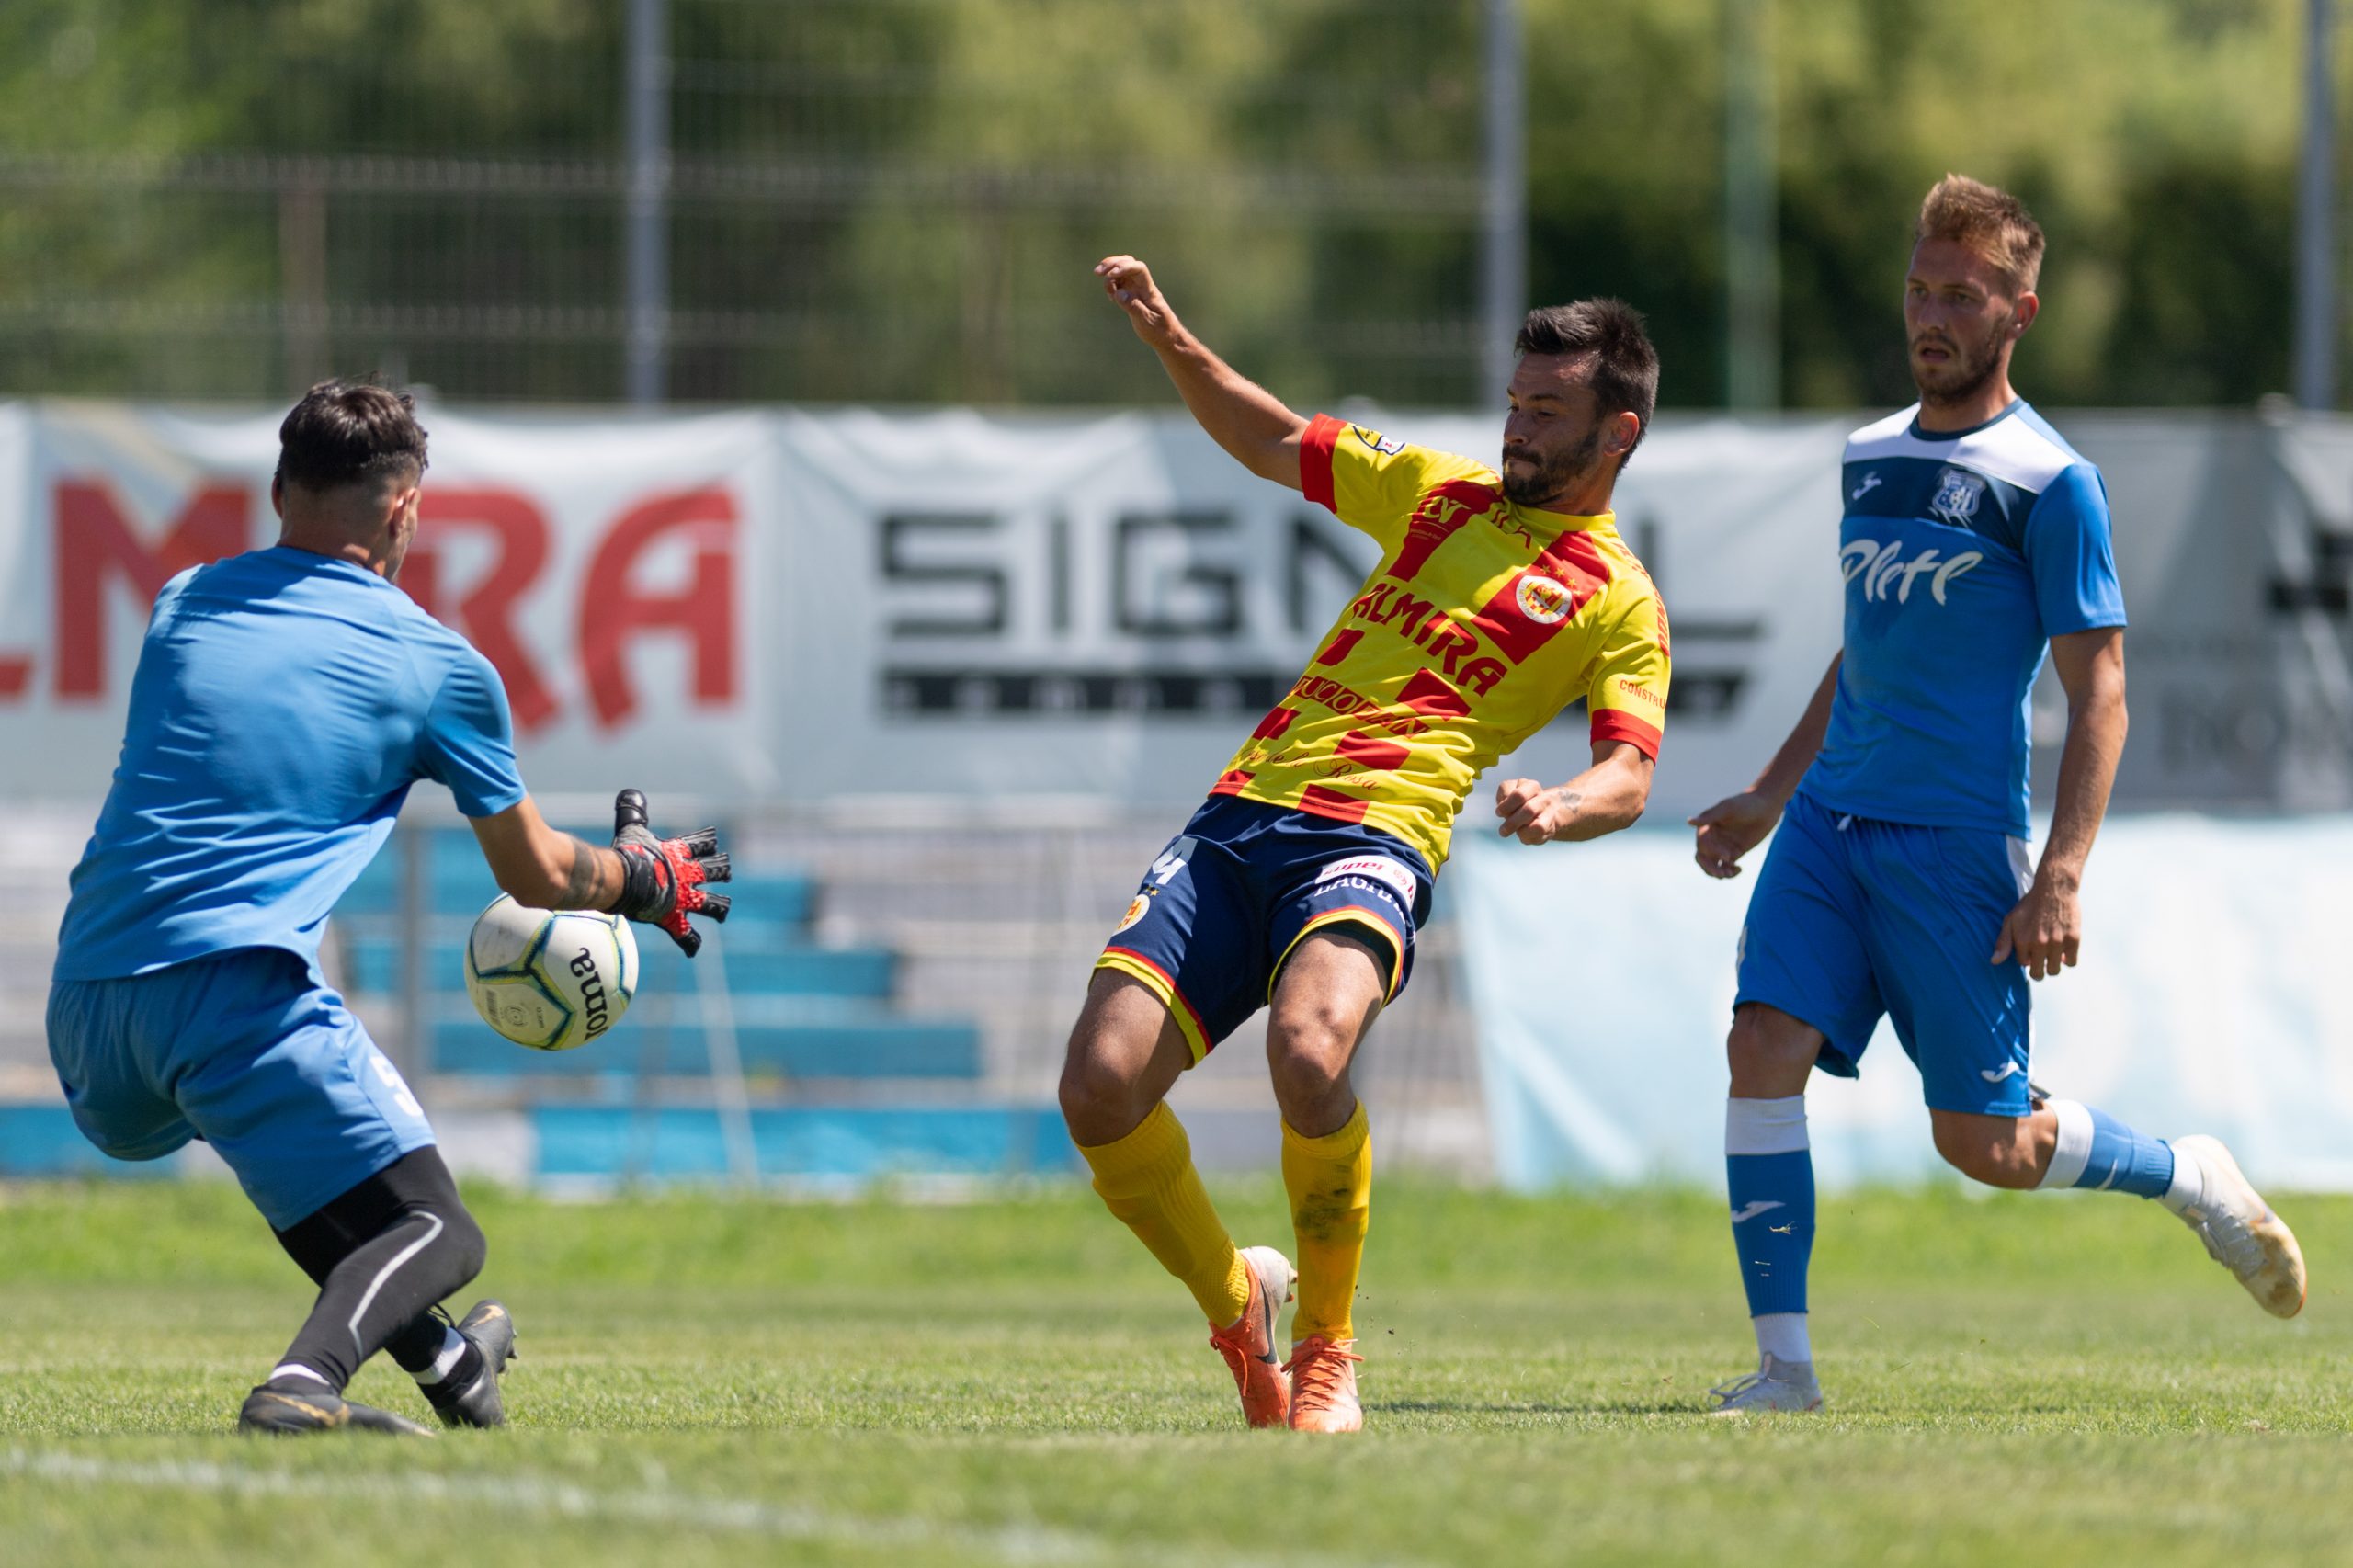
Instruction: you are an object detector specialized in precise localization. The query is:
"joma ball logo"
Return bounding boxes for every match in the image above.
[569,947,611,1036]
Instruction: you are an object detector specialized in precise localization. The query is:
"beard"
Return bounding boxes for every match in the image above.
[1500,423,1605,506]
[1910,314,2008,407]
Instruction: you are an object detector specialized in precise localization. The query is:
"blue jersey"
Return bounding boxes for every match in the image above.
[54,546,528,982]
[1800,401,2125,837]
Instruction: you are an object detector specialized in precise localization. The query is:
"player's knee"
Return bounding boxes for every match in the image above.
[1057,1045,1143,1139]
[1725,1009,1815,1090]
[1931,1120,2037,1189]
[438,1202,488,1289]
[1267,1039,1348,1120]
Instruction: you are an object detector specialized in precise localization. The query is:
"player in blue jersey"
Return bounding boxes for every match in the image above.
[45,381,730,1437]
[1687,176,2306,1415]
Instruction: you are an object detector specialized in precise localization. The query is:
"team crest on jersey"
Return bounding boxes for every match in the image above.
[1515,574,1575,625]
[1113,893,1151,935]
[1928,467,1987,528]
[1353,426,1405,457]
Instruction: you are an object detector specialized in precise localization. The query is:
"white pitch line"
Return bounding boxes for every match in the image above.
[0,1448,1435,1568]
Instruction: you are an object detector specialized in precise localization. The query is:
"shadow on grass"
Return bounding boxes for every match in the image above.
[1372,1399,1709,1417]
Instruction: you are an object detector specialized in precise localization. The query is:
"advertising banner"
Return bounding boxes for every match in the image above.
[1455,816,2353,1191]
[6,400,2351,822]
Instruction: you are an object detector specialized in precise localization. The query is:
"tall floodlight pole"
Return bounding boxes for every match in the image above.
[624,0,671,407]
[2296,0,2338,410]
[1724,0,1779,410]
[1481,0,1526,407]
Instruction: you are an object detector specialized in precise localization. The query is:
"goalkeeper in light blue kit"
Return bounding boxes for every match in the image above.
[1687,176,2306,1415]
[45,381,730,1436]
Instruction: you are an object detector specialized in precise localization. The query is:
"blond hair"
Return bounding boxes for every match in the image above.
[1915,175,2045,295]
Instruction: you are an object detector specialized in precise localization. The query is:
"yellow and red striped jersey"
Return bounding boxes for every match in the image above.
[1211,415,1671,868]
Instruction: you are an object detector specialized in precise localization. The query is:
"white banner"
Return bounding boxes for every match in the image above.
[1454,816,2353,1191]
[0,401,1847,816]
[7,400,2353,822]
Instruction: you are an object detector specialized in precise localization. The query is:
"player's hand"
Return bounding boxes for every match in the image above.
[609,789,733,957]
[1494,778,1582,845]
[1993,873,2081,981]
[1688,790,1781,879]
[1095,255,1177,347]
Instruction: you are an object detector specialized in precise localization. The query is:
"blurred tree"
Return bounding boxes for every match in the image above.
[0,0,2327,408]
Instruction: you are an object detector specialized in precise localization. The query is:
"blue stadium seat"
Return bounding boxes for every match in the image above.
[335,830,815,929]
[340,936,894,999]
[430,1015,984,1079]
[531,1105,1077,1180]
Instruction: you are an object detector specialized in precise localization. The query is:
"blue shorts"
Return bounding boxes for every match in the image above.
[1097,796,1434,1063]
[1733,791,2036,1116]
[46,948,436,1229]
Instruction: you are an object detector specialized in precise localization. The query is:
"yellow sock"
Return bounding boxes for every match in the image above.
[1284,1102,1371,1343]
[1077,1102,1252,1325]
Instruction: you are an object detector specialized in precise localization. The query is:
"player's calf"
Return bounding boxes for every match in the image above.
[267,1148,494,1418]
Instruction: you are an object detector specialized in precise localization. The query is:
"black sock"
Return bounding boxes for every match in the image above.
[269,1148,487,1393]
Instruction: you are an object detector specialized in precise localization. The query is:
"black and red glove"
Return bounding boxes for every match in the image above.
[609,789,732,956]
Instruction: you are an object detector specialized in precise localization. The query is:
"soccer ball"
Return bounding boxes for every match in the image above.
[462,894,639,1051]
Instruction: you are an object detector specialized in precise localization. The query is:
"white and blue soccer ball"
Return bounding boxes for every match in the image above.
[462,894,639,1051]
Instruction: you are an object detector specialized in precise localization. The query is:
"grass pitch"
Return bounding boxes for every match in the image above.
[1,1177,2346,1566]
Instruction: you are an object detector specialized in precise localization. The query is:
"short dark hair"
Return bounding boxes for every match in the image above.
[1514,299,1660,467]
[276,379,428,492]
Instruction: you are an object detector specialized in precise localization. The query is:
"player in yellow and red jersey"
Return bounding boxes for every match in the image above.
[1060,255,1670,1435]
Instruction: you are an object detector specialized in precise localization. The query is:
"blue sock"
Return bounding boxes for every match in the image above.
[2039,1098,2175,1199]
[1726,1096,1815,1358]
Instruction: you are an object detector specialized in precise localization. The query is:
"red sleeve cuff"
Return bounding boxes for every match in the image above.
[1590,708,1662,760]
[1300,414,1345,512]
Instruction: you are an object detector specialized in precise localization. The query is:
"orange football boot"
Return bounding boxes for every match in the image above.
[1284,1335,1363,1434]
[1206,1245,1296,1428]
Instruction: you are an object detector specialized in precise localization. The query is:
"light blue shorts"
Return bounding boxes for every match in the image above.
[46,948,435,1229]
[1733,790,2036,1117]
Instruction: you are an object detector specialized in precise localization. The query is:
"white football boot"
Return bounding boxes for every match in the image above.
[2166,1135,2306,1318]
[1708,1353,1823,1416]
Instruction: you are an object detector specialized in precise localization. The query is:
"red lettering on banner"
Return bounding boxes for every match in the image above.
[405,490,560,733]
[53,480,250,697]
[579,489,738,729]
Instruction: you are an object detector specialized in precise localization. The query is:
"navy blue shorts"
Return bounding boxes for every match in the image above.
[1734,790,2036,1116]
[1097,797,1435,1062]
[46,948,436,1229]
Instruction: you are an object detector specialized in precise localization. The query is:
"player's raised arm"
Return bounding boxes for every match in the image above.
[1096,255,1308,488]
[1689,653,1842,879]
[468,789,732,956]
[1493,742,1655,845]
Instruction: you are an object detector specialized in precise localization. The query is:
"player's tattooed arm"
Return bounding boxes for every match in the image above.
[468,795,626,913]
[560,836,625,909]
[1495,744,1652,845]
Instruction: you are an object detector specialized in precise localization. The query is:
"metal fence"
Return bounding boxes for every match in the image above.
[3,0,1509,409]
[0,799,1489,1187]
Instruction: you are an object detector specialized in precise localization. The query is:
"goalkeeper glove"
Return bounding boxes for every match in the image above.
[609,788,733,956]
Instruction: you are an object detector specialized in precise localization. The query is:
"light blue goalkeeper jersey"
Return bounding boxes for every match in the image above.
[54,546,527,982]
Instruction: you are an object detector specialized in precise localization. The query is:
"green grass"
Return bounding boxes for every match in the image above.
[2,1178,2347,1566]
